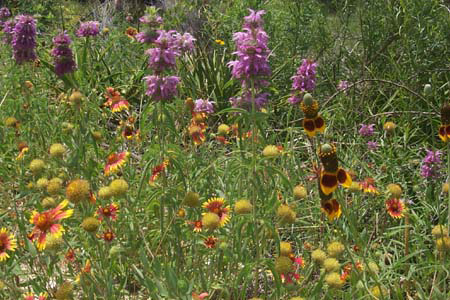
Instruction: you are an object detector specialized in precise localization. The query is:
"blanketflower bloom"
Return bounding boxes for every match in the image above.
[385,198,405,218]
[421,149,442,178]
[149,159,169,186]
[96,203,119,221]
[12,15,37,64]
[0,228,17,261]
[103,87,130,112]
[23,292,48,300]
[194,99,214,114]
[144,75,180,102]
[29,200,73,251]
[16,141,29,160]
[76,21,100,37]
[359,178,379,194]
[104,151,129,176]
[125,27,138,39]
[358,124,375,137]
[99,229,115,242]
[188,220,203,232]
[51,31,77,76]
[204,236,218,248]
[202,197,231,227]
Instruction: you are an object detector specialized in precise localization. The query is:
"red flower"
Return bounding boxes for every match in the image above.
[96,203,119,221]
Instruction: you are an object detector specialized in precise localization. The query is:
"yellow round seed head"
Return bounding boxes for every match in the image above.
[383,121,396,133]
[234,199,253,215]
[280,241,292,256]
[29,159,45,174]
[274,256,293,274]
[55,281,73,300]
[47,177,63,195]
[293,185,307,199]
[36,178,49,189]
[436,236,450,252]
[323,257,340,272]
[45,234,64,251]
[69,91,83,105]
[183,191,200,207]
[442,183,449,194]
[311,249,327,264]
[327,241,345,258]
[370,286,388,299]
[325,272,343,289]
[367,261,380,274]
[98,186,113,199]
[109,179,129,197]
[262,145,281,158]
[277,205,296,224]
[81,217,101,233]
[66,179,90,204]
[217,124,230,135]
[386,183,402,198]
[202,212,220,230]
[42,197,56,208]
[4,117,18,127]
[431,225,449,238]
[49,143,66,158]
[92,131,103,141]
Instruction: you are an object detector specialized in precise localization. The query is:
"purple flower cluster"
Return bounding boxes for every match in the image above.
[2,20,15,44]
[11,15,37,64]
[420,149,442,179]
[288,59,317,104]
[337,80,349,91]
[0,7,11,30]
[194,99,215,114]
[136,14,163,44]
[359,124,375,137]
[228,9,271,110]
[367,141,379,151]
[143,75,180,102]
[76,21,100,37]
[51,32,77,77]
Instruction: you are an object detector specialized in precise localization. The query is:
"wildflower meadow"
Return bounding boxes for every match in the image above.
[0,0,449,299]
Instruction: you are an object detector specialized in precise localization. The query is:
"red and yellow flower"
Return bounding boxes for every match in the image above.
[188,122,206,145]
[204,236,218,248]
[0,228,17,261]
[359,177,379,194]
[104,151,129,176]
[301,96,325,137]
[149,159,169,186]
[96,203,119,221]
[29,200,73,251]
[386,198,405,218]
[187,220,203,232]
[99,229,115,242]
[125,27,138,39]
[103,87,130,113]
[16,141,29,161]
[202,197,231,227]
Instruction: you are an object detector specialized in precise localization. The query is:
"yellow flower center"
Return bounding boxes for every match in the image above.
[36,214,52,231]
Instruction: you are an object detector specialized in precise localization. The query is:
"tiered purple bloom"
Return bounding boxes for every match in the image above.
[0,7,11,30]
[194,99,214,114]
[359,124,375,137]
[2,20,14,44]
[420,150,442,178]
[288,59,317,104]
[136,14,162,44]
[228,9,271,110]
[143,29,195,102]
[51,32,77,77]
[76,21,100,37]
[337,80,349,91]
[11,15,37,64]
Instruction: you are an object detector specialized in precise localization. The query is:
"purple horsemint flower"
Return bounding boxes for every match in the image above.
[76,21,100,37]
[367,141,379,151]
[243,9,266,30]
[136,31,159,44]
[194,99,214,114]
[337,80,349,91]
[230,92,270,111]
[420,149,442,178]
[173,32,195,53]
[359,124,375,137]
[144,75,180,102]
[291,59,317,92]
[11,15,37,64]
[51,31,77,77]
[2,20,15,44]
[0,7,11,19]
[145,30,179,73]
[136,14,163,44]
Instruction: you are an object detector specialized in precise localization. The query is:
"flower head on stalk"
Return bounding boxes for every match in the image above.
[149,159,169,186]
[76,21,100,37]
[202,197,231,227]
[0,228,17,261]
[51,31,77,77]
[288,59,317,104]
[301,93,325,137]
[29,200,73,250]
[104,151,129,176]
[386,198,405,218]
[359,124,375,137]
[96,203,119,221]
[420,149,442,179]
[318,143,352,195]
[136,8,163,44]
[103,87,130,112]
[12,15,37,64]
[144,75,180,102]
[194,99,214,115]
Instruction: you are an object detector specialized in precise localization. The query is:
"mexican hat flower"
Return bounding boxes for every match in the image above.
[300,94,325,137]
[96,203,119,221]
[321,198,342,221]
[318,143,352,195]
[439,103,450,142]
[104,151,129,176]
[202,197,231,227]
[29,200,73,251]
[0,228,17,261]
[385,198,405,218]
